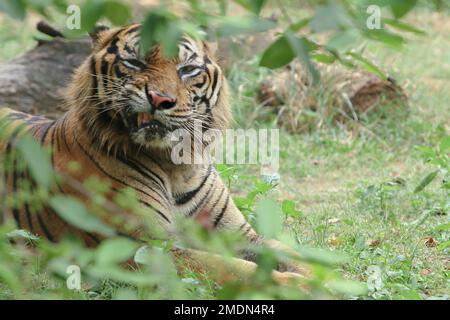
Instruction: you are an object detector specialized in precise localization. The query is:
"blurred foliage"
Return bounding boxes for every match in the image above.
[0,117,368,299]
[0,0,446,80]
[0,0,447,301]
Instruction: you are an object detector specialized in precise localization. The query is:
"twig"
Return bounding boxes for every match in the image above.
[36,21,64,38]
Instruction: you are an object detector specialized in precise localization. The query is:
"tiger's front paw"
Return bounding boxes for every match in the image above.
[277,260,311,277]
[265,239,312,277]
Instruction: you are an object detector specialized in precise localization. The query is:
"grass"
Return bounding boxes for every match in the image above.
[0,8,448,300]
[225,9,449,299]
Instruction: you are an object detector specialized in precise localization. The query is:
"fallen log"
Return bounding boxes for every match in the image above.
[257,62,409,133]
[0,22,91,118]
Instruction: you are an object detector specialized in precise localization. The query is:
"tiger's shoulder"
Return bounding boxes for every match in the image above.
[0,107,51,151]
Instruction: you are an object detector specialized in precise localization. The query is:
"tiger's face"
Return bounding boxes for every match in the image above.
[80,24,228,152]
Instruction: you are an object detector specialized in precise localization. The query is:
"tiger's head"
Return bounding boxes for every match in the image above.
[68,23,230,156]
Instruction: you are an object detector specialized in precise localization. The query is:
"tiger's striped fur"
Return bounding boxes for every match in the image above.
[0,24,309,285]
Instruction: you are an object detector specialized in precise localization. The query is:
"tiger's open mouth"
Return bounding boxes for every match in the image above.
[128,112,168,137]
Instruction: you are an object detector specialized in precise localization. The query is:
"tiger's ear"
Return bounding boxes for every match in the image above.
[203,40,218,58]
[89,24,110,45]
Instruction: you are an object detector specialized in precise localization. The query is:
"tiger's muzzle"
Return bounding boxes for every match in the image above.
[126,89,177,140]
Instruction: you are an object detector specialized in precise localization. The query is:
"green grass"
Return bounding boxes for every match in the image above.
[0,8,448,300]
[225,9,449,299]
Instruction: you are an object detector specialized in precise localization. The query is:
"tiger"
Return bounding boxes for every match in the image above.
[0,23,310,288]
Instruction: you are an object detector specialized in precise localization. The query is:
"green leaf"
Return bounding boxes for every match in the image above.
[389,0,418,19]
[159,22,182,58]
[96,237,139,266]
[0,264,21,291]
[414,170,439,193]
[49,195,116,237]
[309,4,353,33]
[51,0,69,13]
[261,33,320,82]
[140,9,181,58]
[260,36,295,69]
[103,0,131,25]
[79,0,104,33]
[327,279,368,296]
[415,146,436,159]
[327,29,361,52]
[215,16,275,38]
[255,198,282,238]
[281,200,301,218]
[436,240,450,251]
[347,52,387,79]
[365,29,405,49]
[6,229,39,241]
[16,134,53,189]
[435,222,450,231]
[439,135,450,152]
[311,53,336,64]
[0,0,26,19]
[288,18,311,32]
[384,18,426,35]
[297,247,349,266]
[234,0,267,15]
[88,265,157,285]
[285,32,320,84]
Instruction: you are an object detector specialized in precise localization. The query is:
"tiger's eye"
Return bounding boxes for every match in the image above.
[179,65,197,74]
[122,59,146,71]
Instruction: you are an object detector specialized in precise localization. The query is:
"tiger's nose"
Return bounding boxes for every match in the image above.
[147,90,177,110]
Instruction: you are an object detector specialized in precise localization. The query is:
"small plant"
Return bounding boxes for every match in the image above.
[414,135,449,194]
[414,135,450,252]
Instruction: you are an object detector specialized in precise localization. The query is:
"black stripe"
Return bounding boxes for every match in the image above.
[214,196,229,227]
[124,42,135,55]
[138,200,170,223]
[187,174,216,216]
[90,57,98,98]
[50,122,57,168]
[114,64,126,78]
[208,187,225,217]
[116,156,167,196]
[40,121,55,145]
[22,172,34,233]
[180,43,194,53]
[125,25,140,35]
[39,207,56,242]
[11,157,22,228]
[84,232,101,245]
[5,128,24,228]
[210,67,219,101]
[238,222,248,230]
[106,37,119,54]
[60,116,71,152]
[131,157,168,192]
[55,118,63,153]
[75,137,170,223]
[175,165,212,205]
[100,54,109,78]
[127,175,166,208]
[187,52,198,62]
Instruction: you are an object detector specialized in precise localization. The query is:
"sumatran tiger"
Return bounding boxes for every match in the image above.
[0,23,309,288]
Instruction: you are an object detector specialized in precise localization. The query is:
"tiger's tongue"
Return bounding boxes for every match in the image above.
[137,112,153,127]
